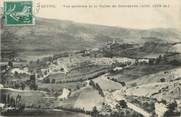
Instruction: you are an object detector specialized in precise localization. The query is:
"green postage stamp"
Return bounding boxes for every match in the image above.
[4,1,34,25]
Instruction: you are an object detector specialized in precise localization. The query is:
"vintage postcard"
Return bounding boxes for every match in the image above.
[0,0,181,116]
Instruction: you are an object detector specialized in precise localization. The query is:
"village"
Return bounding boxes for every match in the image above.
[0,41,181,117]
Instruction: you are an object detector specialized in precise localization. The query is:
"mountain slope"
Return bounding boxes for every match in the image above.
[1,17,181,61]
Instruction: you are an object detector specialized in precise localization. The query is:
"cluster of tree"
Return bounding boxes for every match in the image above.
[116,100,127,109]
[169,59,180,66]
[28,75,38,90]
[75,83,86,90]
[8,61,13,68]
[112,61,131,68]
[55,106,104,117]
[1,94,25,111]
[107,77,126,87]
[160,78,166,82]
[102,42,135,58]
[0,61,15,86]
[135,55,180,66]
[29,83,38,90]
[56,106,92,115]
[148,55,166,65]
[127,96,156,113]
[53,52,69,60]
[57,70,108,84]
[42,78,56,84]
[89,80,104,97]
[133,55,169,66]
[1,65,8,73]
[164,101,179,117]
[91,106,99,117]
[92,105,143,117]
[4,81,26,90]
[14,82,26,90]
[130,82,137,87]
[28,59,49,73]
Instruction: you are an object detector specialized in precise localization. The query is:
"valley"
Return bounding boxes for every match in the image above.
[1,18,181,117]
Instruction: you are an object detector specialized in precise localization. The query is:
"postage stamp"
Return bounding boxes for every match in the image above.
[4,1,34,25]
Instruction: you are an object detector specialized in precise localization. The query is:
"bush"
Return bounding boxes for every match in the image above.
[51,79,56,83]
[43,78,50,83]
[130,83,137,87]
[169,59,180,66]
[118,100,127,108]
[160,78,166,82]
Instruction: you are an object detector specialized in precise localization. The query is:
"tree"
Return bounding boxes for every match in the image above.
[44,70,48,75]
[92,106,98,117]
[76,85,80,90]
[167,101,177,111]
[155,55,162,64]
[8,61,13,67]
[118,100,127,108]
[95,83,104,97]
[44,78,50,83]
[36,59,40,64]
[170,59,179,66]
[14,83,20,89]
[30,74,36,81]
[51,79,56,84]
[7,94,10,106]
[60,68,64,71]
[120,81,126,86]
[131,82,137,87]
[89,80,95,87]
[149,59,155,65]
[21,83,25,90]
[30,84,38,90]
[14,71,19,76]
[160,78,166,82]
[164,101,177,117]
[19,103,25,111]
[10,96,15,107]
[16,95,21,107]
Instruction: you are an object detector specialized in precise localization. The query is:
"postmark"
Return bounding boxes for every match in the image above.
[4,1,34,25]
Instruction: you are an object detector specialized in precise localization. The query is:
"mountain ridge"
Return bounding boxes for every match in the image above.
[1,17,181,60]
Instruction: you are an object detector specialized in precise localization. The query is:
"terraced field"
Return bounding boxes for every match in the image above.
[56,86,104,111]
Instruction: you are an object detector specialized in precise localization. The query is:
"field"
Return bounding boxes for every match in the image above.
[93,74,123,91]
[0,88,51,108]
[127,66,181,86]
[126,81,181,101]
[108,64,179,82]
[56,86,104,111]
[126,96,156,113]
[37,82,86,96]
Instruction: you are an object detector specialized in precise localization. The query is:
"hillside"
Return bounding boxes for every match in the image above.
[127,67,181,86]
[1,17,181,61]
[126,81,181,101]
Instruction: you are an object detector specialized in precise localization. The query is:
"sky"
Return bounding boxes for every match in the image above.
[1,0,181,29]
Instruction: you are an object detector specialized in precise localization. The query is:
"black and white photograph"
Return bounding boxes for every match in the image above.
[0,0,181,116]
